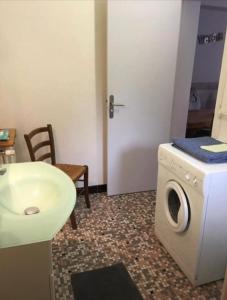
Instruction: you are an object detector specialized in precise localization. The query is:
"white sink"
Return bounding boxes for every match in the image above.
[0,162,76,248]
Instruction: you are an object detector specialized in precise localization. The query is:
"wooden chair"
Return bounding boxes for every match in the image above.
[24,124,90,230]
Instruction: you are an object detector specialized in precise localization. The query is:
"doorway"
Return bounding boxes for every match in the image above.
[185,4,227,138]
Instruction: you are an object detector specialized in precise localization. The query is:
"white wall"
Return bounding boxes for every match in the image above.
[0,0,106,186]
[171,0,201,138]
[0,0,211,185]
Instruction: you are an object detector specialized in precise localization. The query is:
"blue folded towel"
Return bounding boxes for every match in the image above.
[172,137,227,163]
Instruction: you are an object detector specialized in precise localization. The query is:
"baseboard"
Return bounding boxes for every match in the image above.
[77,184,107,194]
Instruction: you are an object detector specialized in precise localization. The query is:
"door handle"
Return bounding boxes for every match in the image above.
[109,95,125,119]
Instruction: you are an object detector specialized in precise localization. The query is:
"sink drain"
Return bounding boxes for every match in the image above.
[24,207,40,215]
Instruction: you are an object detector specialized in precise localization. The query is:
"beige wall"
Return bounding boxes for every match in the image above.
[95,0,107,185]
[212,31,227,142]
[0,0,106,185]
[0,0,203,185]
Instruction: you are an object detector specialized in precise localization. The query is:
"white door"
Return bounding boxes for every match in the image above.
[107,0,182,195]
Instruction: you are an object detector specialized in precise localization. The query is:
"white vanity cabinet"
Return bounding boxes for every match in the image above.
[0,162,76,300]
[0,241,55,300]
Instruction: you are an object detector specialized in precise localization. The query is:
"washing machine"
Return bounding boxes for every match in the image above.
[155,143,227,286]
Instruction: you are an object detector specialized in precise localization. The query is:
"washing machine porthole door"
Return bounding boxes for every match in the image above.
[165,181,189,233]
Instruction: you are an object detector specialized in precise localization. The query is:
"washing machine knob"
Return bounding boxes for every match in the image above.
[193,177,198,186]
[185,173,190,181]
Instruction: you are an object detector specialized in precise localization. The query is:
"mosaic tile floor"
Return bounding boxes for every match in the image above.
[52,191,223,300]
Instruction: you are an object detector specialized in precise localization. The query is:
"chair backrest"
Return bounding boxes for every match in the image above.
[24,124,56,165]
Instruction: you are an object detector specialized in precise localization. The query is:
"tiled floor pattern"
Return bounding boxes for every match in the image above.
[52,191,223,300]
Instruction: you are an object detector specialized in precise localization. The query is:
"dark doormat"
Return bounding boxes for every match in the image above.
[71,263,144,300]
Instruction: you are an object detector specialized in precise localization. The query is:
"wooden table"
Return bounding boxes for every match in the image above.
[187,109,214,130]
[186,109,214,137]
[0,128,16,148]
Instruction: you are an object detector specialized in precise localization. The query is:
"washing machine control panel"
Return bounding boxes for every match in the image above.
[159,152,202,190]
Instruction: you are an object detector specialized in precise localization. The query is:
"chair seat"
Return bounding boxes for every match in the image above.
[55,164,86,181]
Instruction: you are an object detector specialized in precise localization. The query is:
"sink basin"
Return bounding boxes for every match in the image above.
[0,162,76,249]
[1,178,62,215]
